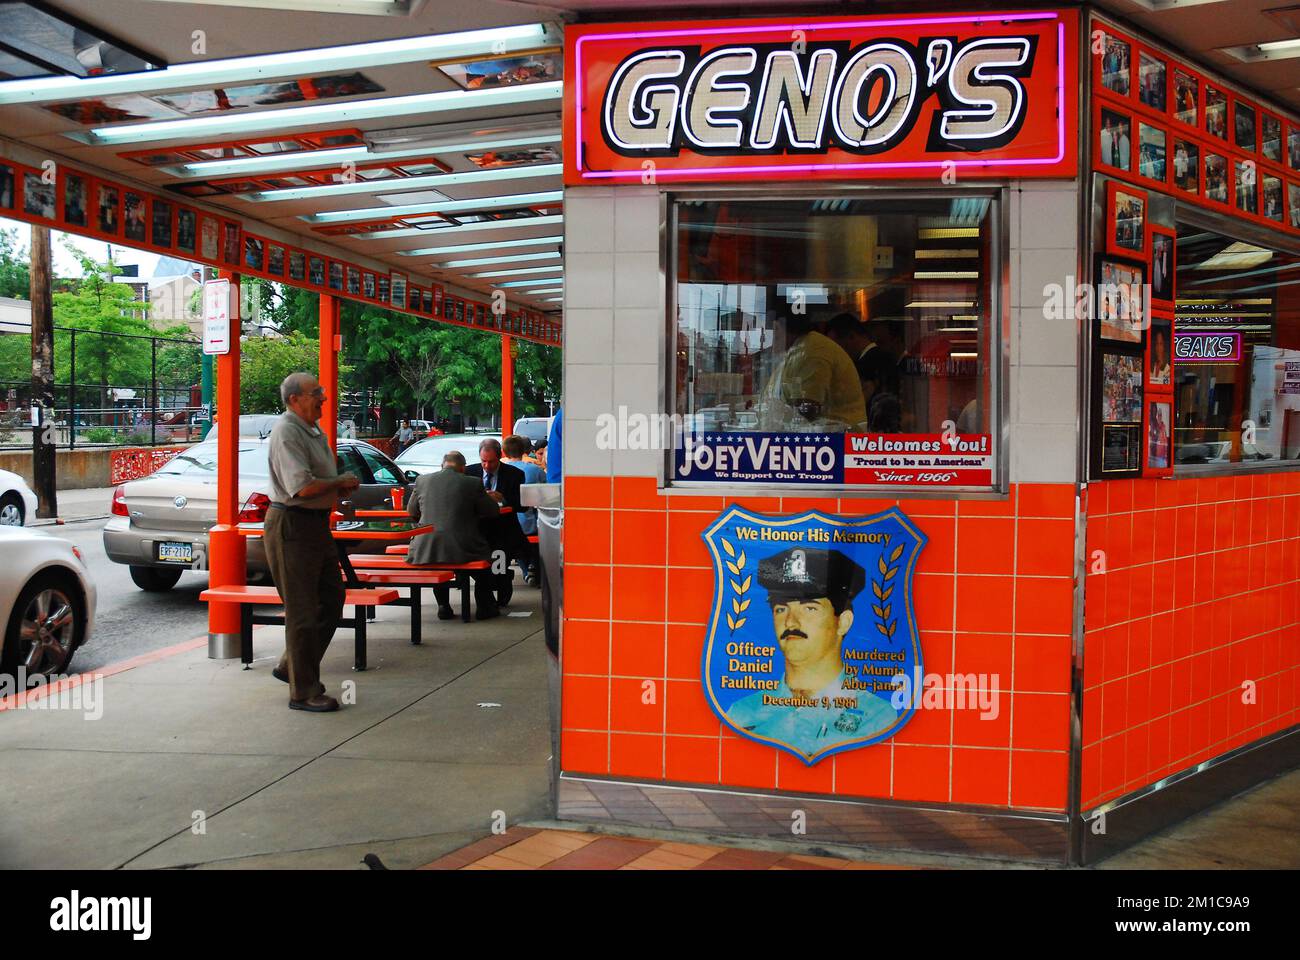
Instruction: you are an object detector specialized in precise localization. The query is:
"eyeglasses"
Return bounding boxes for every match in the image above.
[303,387,326,399]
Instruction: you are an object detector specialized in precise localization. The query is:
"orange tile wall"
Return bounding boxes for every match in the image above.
[560,477,1078,812]
[1081,473,1300,811]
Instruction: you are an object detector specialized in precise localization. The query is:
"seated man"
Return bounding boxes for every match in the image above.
[405,451,501,621]
[501,434,545,585]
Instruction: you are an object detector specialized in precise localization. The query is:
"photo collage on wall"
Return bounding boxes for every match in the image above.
[1093,24,1300,238]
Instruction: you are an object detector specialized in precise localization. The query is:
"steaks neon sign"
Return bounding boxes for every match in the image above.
[566,11,1078,183]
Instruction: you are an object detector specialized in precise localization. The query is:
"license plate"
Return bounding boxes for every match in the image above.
[157,541,193,564]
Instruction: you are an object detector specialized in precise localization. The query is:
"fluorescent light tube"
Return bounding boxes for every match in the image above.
[905,300,976,308]
[470,266,564,278]
[440,252,561,268]
[495,279,563,289]
[244,163,561,202]
[75,81,563,146]
[0,22,557,105]
[914,271,979,280]
[398,235,563,256]
[304,190,562,224]
[358,213,563,240]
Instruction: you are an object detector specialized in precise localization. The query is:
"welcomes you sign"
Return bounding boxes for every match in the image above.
[565,9,1077,184]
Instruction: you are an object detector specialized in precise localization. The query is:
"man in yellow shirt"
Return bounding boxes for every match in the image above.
[759,309,866,432]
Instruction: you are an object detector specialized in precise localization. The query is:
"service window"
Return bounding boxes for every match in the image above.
[1174,219,1300,467]
[667,194,1002,492]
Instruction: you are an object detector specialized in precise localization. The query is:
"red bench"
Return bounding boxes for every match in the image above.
[351,568,454,643]
[200,584,399,672]
[348,555,492,623]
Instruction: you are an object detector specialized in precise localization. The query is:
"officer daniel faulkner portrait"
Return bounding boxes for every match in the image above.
[702,508,927,764]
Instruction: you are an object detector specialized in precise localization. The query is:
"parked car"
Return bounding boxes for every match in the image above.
[394,433,503,476]
[0,469,39,527]
[202,414,356,441]
[0,526,97,681]
[103,437,416,591]
[512,417,552,446]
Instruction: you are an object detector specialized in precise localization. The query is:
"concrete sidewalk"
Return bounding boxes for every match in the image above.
[0,592,553,870]
[30,485,115,525]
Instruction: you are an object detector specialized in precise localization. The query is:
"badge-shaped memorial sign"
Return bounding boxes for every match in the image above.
[702,507,926,764]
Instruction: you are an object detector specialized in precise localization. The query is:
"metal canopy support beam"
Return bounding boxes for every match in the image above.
[208,274,245,658]
[501,333,513,436]
[320,293,340,451]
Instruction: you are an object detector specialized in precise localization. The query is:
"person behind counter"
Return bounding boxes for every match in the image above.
[758,306,866,431]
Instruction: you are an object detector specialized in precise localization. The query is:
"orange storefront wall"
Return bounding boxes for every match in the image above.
[560,477,1078,812]
[1081,473,1300,811]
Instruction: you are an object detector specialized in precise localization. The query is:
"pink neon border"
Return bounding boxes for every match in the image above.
[571,11,1069,180]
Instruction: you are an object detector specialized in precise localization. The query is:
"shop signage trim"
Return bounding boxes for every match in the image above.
[567,10,1077,183]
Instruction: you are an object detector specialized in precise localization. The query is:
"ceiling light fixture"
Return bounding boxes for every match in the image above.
[439,251,562,269]
[244,162,562,202]
[470,266,564,278]
[72,81,563,147]
[398,234,563,257]
[303,189,562,224]
[0,21,556,105]
[495,279,563,289]
[357,213,563,241]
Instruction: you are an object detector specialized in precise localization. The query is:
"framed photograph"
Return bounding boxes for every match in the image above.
[1102,352,1144,423]
[1290,183,1300,229]
[1138,123,1166,181]
[377,275,390,302]
[346,266,360,295]
[1147,314,1172,387]
[454,299,464,322]
[1145,399,1172,475]
[150,199,172,248]
[0,164,13,209]
[1172,140,1199,194]
[289,250,306,282]
[363,272,376,299]
[1264,175,1284,222]
[176,208,196,253]
[1173,69,1197,127]
[408,285,421,311]
[1205,153,1229,204]
[422,289,433,314]
[328,261,343,291]
[1235,160,1258,214]
[63,173,88,227]
[222,221,241,264]
[243,235,264,271]
[123,192,147,242]
[1149,229,1175,306]
[1263,115,1283,163]
[1205,86,1227,139]
[1291,127,1300,171]
[390,272,406,308]
[1234,102,1257,151]
[22,172,55,221]
[1107,181,1147,256]
[1099,108,1132,171]
[1138,53,1166,112]
[436,49,560,90]
[266,244,284,276]
[1101,35,1130,96]
[1097,256,1146,342]
[199,216,219,260]
[309,256,325,286]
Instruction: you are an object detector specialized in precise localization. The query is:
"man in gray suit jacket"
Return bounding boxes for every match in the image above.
[405,451,501,620]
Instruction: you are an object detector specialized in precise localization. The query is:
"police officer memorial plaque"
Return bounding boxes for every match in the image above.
[702,507,926,764]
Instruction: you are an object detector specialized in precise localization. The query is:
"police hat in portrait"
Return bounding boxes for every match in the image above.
[758,547,867,614]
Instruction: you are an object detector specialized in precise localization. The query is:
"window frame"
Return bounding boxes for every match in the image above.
[1170,200,1300,478]
[657,184,1011,499]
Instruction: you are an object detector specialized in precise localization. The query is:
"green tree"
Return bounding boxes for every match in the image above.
[233,331,352,413]
[0,227,30,299]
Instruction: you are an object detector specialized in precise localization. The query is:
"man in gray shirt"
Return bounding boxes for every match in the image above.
[264,372,360,712]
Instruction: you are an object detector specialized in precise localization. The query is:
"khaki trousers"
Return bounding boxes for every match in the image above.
[263,507,346,702]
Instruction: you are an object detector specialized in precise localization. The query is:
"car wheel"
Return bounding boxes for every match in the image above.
[1,571,84,682]
[0,492,24,527]
[129,565,184,592]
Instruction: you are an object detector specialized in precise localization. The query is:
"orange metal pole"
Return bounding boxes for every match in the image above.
[501,333,513,435]
[319,293,339,450]
[207,273,245,657]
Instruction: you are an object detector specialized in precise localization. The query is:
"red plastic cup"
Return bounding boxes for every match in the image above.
[390,486,405,509]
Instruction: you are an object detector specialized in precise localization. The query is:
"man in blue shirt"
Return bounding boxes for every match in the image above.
[503,434,544,584]
[545,408,562,484]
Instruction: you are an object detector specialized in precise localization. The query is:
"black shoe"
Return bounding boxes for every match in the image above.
[498,579,514,606]
[289,694,339,713]
[437,604,454,621]
[477,606,501,621]
[272,666,289,684]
